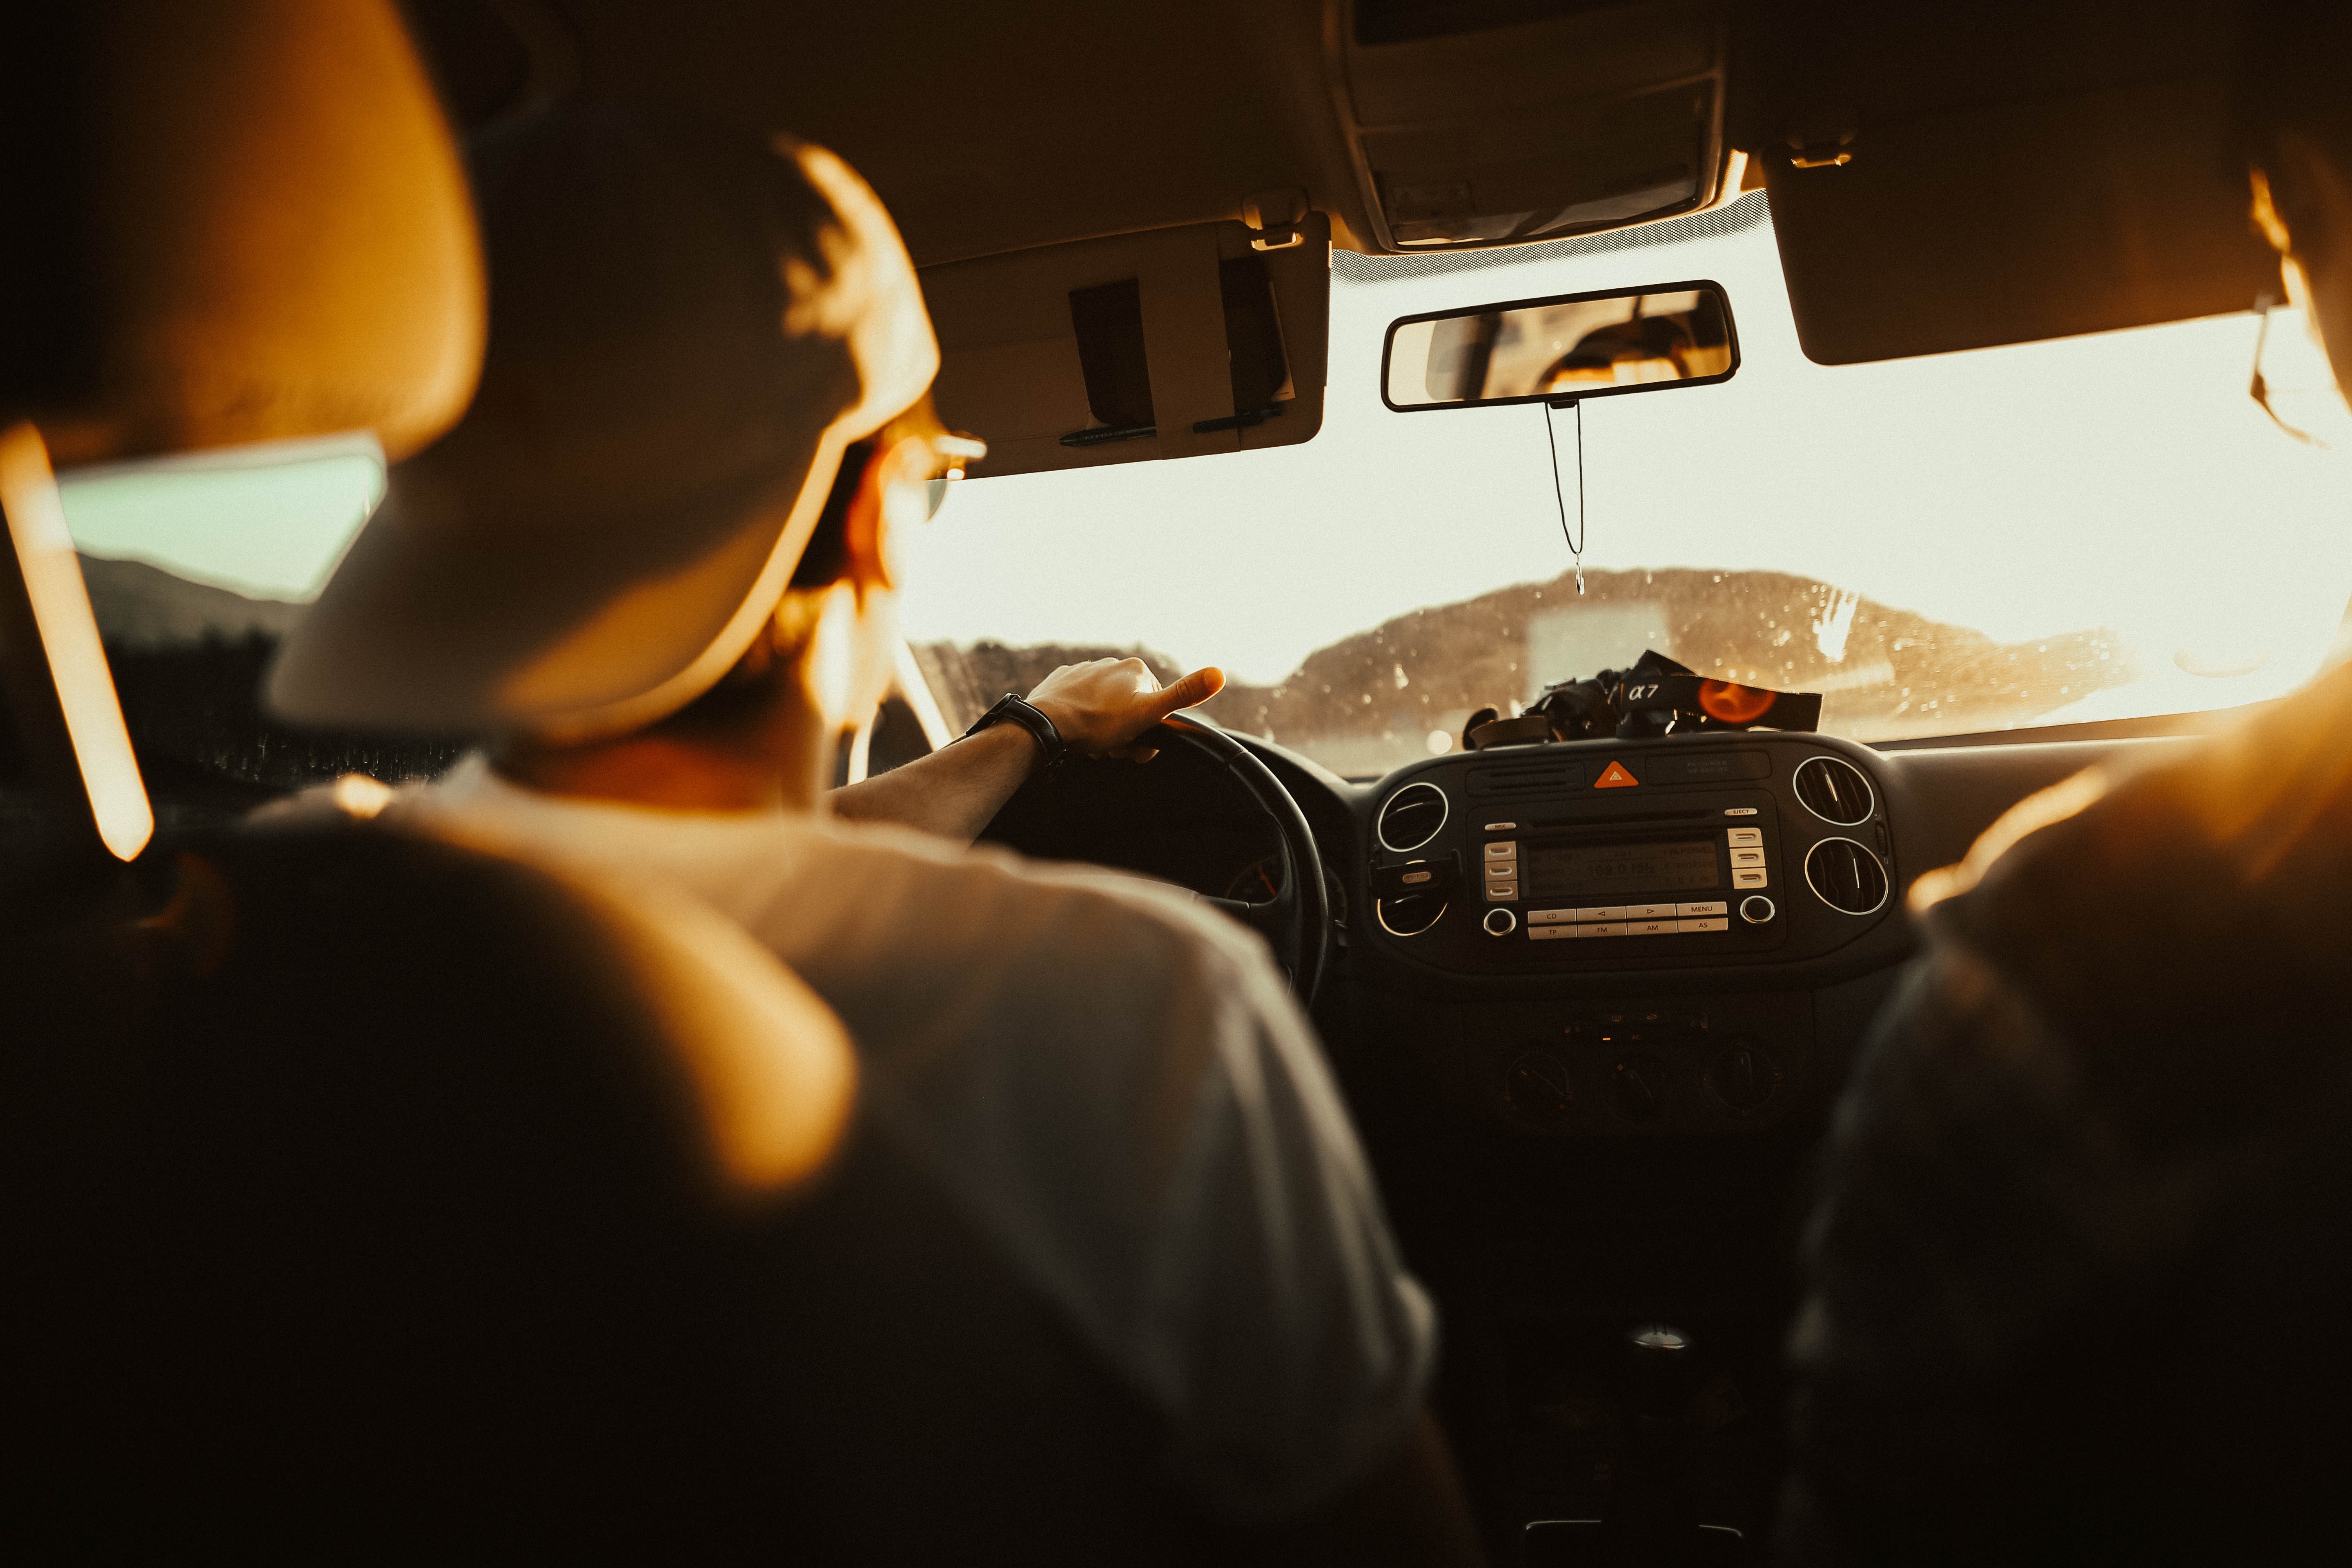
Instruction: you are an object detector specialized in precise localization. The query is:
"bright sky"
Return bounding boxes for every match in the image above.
[897,194,2352,722]
[57,193,2352,730]
[59,433,385,604]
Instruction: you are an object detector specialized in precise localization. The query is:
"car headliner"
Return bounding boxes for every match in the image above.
[410,0,2277,363]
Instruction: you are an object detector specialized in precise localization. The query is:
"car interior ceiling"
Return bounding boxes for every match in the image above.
[0,0,2299,1561]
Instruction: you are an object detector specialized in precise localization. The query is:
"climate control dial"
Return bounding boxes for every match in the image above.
[1703,1039,1782,1116]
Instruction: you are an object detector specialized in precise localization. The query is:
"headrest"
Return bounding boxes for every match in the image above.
[0,0,484,466]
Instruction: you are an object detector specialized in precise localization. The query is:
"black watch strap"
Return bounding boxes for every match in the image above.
[964,692,1067,767]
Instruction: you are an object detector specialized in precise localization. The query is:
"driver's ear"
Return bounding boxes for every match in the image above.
[841,434,926,601]
[2258,133,2352,390]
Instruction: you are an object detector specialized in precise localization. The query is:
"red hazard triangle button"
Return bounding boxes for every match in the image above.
[1595,760,1639,789]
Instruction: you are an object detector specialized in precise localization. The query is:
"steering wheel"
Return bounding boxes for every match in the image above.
[1155,713,1331,1005]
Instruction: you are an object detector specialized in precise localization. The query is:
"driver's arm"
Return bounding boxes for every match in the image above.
[828,657,1224,842]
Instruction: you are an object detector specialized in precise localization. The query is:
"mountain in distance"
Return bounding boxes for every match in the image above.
[66,552,2128,789]
[916,566,2131,777]
[78,553,308,648]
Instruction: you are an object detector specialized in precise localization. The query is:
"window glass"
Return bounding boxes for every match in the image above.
[904,192,2352,778]
[49,433,459,804]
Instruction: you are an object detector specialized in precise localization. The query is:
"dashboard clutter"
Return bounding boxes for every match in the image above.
[1463,651,1822,751]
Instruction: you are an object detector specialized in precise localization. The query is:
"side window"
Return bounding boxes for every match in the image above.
[56,437,458,825]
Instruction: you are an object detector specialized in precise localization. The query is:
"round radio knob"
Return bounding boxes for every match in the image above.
[1609,1057,1665,1124]
[1483,907,1517,937]
[1739,894,1776,925]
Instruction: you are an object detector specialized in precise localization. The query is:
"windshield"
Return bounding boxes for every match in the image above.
[49,192,2352,795]
[903,191,2352,778]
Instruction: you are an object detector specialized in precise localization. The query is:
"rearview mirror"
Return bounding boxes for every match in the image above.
[1383,280,1738,410]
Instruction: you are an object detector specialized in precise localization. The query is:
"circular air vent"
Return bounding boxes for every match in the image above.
[1805,837,1890,915]
[1793,756,1875,825]
[1375,895,1448,937]
[1376,781,1449,852]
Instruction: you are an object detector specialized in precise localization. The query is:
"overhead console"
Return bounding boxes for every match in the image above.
[1362,733,1898,980]
[1329,0,1732,252]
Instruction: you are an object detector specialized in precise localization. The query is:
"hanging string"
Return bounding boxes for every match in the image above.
[1543,398,1586,594]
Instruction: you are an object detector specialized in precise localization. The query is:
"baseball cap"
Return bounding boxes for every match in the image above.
[267,99,937,740]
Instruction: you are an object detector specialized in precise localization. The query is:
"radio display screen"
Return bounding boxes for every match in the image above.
[1525,839,1720,899]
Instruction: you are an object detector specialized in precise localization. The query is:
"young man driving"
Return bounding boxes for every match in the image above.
[266,101,1481,1561]
[1781,3,2352,1561]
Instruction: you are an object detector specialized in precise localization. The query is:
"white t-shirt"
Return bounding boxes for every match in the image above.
[388,755,1435,1519]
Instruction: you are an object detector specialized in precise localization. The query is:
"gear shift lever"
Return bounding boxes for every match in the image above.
[1524,1326,1749,1565]
[1597,1323,1705,1566]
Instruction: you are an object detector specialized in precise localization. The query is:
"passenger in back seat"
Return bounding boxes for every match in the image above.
[1782,4,2352,1562]
[264,99,1481,1561]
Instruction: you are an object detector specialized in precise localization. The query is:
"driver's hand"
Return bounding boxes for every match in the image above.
[1026,657,1225,764]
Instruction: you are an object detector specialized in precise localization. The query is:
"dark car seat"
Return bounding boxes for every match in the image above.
[0,812,1270,1563]
[0,821,814,1559]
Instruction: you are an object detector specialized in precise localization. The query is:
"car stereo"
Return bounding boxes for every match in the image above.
[1358,730,1914,975]
[1469,788,1784,956]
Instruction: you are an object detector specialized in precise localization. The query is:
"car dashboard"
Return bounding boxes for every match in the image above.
[1167,719,2185,1546]
[1349,733,1904,1140]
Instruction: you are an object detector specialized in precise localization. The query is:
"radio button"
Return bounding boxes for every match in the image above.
[1486,860,1517,880]
[1724,807,1760,817]
[1529,924,1573,941]
[1627,918,1677,937]
[1572,922,1627,938]
[1486,881,1519,901]
[1732,869,1769,889]
[1677,901,1728,917]
[1529,908,1575,924]
[1730,848,1766,868]
[1628,902,1677,920]
[1576,905,1630,921]
[1483,841,1517,859]
[1678,917,1729,933]
[1726,827,1763,846]
[1483,822,1517,831]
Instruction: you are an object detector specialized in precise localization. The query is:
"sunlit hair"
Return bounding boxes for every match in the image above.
[2236,1,2352,247]
[653,394,950,742]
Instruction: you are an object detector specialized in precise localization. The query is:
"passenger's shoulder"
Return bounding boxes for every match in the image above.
[1963,662,2352,904]
[1929,663,2352,1069]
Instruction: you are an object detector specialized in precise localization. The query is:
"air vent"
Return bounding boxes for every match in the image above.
[1377,781,1450,851]
[1376,894,1448,936]
[1793,756,1875,825]
[1469,760,1577,797]
[1805,837,1890,916]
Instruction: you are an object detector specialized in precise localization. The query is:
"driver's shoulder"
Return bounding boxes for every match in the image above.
[758,818,1306,1109]
[788,813,1274,987]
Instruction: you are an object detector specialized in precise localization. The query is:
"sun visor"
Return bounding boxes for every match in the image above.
[1760,74,2276,364]
[922,215,1330,477]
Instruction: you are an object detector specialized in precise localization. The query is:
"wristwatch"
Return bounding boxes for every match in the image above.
[963,692,1068,767]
